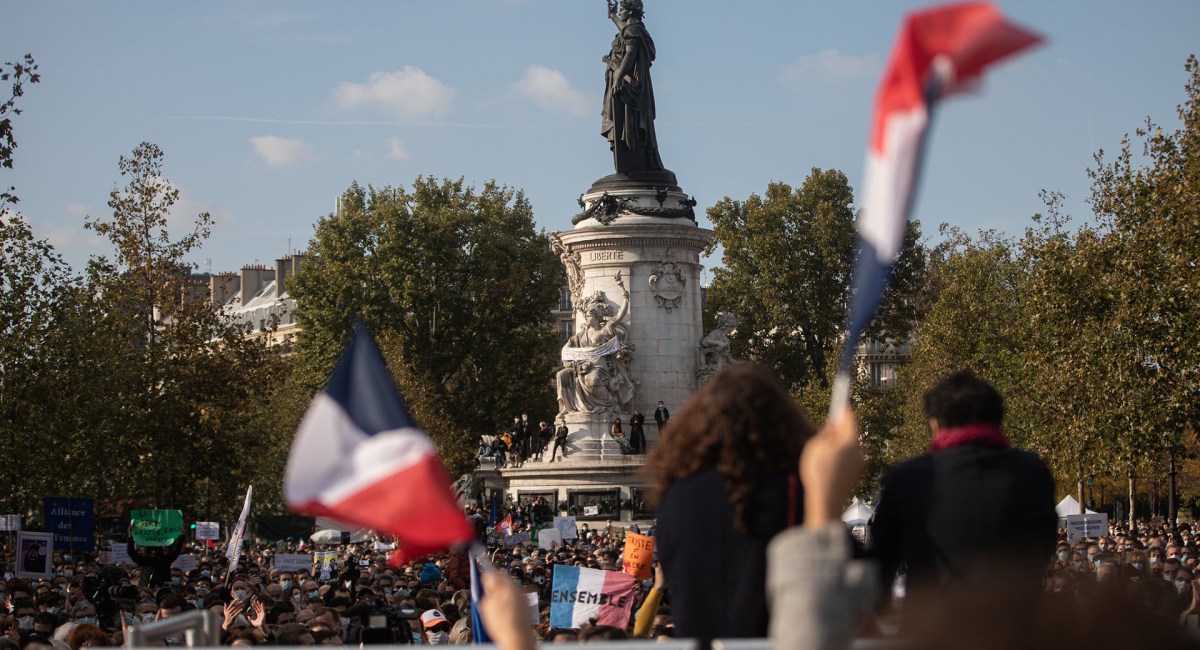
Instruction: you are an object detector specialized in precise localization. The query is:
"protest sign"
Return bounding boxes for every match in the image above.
[1065,513,1109,543]
[538,529,563,550]
[130,509,184,546]
[172,554,198,572]
[504,531,531,547]
[44,498,95,552]
[622,532,654,579]
[0,514,21,531]
[583,505,600,516]
[194,522,220,541]
[314,551,338,580]
[553,516,578,540]
[107,541,132,565]
[526,592,540,625]
[274,554,313,573]
[16,531,54,579]
[549,565,635,629]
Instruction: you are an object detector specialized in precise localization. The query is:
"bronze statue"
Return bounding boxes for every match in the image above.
[602,0,665,177]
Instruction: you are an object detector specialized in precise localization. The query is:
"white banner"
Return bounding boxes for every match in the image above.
[226,485,254,573]
[561,335,621,362]
[194,522,220,541]
[1065,513,1108,543]
[0,514,21,531]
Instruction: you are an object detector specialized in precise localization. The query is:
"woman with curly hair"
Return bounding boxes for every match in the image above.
[647,362,813,644]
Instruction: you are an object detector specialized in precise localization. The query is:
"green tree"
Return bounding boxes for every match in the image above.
[289,177,563,475]
[1,53,39,206]
[703,169,925,393]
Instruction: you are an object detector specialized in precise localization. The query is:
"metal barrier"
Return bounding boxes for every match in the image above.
[125,610,222,647]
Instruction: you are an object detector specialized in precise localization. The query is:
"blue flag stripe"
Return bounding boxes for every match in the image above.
[323,323,416,436]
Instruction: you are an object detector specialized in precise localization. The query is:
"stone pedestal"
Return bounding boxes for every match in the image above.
[477,183,712,522]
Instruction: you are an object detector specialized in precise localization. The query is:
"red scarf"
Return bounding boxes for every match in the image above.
[930,422,1011,452]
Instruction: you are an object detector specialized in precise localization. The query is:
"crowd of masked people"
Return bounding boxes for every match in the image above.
[6,365,1200,648]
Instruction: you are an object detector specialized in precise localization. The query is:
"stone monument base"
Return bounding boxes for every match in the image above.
[475,454,655,525]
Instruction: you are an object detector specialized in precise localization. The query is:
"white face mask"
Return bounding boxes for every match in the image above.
[17,616,33,631]
[427,631,450,645]
[140,613,157,623]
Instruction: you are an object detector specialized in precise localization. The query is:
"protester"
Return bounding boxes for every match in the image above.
[648,362,812,644]
[871,370,1057,643]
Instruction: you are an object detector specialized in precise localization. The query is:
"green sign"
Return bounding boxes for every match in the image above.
[130,509,183,546]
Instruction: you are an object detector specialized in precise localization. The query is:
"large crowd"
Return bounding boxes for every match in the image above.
[4,367,1200,649]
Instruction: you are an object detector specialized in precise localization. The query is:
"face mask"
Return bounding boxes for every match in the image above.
[1058,551,1068,561]
[63,555,72,563]
[141,613,157,623]
[17,616,33,631]
[1093,559,1102,569]
[1052,586,1063,593]
[293,593,302,602]
[281,580,293,591]
[1072,561,1083,570]
[171,577,182,586]
[427,631,449,645]
[123,612,135,626]
[1178,580,1191,595]
[48,607,60,615]
[201,570,211,578]
[1132,563,1144,571]
[308,590,319,599]
[340,617,350,629]
[233,590,247,600]
[76,617,97,626]
[382,587,392,594]
[534,577,544,585]
[411,631,422,644]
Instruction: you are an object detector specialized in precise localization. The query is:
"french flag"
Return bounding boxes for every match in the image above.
[835,2,1041,404]
[549,565,636,630]
[284,324,474,563]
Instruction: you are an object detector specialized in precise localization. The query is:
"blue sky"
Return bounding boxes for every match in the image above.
[5,0,1199,277]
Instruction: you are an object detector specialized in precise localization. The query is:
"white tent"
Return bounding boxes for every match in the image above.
[1055,495,1098,518]
[842,497,875,525]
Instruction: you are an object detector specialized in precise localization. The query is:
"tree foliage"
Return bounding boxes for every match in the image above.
[1,53,39,206]
[703,168,926,393]
[289,177,563,476]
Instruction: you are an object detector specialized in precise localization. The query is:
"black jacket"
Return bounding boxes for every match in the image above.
[656,467,801,643]
[871,444,1056,627]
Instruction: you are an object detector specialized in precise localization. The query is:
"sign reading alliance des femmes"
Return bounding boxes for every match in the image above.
[42,497,95,552]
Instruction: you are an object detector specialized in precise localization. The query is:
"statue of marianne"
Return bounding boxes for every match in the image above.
[601,0,666,176]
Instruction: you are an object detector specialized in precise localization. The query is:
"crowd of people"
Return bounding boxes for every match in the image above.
[476,403,670,469]
[4,365,1200,648]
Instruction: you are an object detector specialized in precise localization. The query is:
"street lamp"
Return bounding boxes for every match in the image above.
[1164,432,1180,526]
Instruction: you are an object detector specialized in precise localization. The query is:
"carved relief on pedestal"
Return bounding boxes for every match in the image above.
[555,272,638,418]
[648,253,685,311]
[697,311,737,386]
[551,232,584,306]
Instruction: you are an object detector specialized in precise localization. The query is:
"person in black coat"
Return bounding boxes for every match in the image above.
[628,410,646,453]
[871,370,1057,643]
[127,532,184,588]
[648,363,813,645]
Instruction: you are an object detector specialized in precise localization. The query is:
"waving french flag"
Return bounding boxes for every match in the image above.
[835,2,1041,404]
[284,324,474,562]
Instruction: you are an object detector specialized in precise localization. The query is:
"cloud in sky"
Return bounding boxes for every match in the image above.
[333,67,455,120]
[780,48,880,85]
[515,65,591,117]
[250,135,321,167]
[385,137,412,161]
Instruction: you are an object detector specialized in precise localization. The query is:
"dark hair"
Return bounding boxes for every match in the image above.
[647,362,812,533]
[579,624,627,641]
[923,370,1004,428]
[274,623,313,646]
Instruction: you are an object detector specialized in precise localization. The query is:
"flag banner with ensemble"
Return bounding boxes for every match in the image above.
[549,565,636,630]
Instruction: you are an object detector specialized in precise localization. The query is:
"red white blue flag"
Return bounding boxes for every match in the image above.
[549,565,636,630]
[835,2,1041,404]
[284,324,474,563]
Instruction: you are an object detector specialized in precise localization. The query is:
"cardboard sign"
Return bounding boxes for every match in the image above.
[274,553,313,573]
[172,554,198,572]
[44,497,95,552]
[130,509,184,546]
[538,529,563,550]
[549,565,636,630]
[553,516,578,540]
[0,514,21,531]
[1065,513,1109,543]
[194,522,220,541]
[622,532,654,580]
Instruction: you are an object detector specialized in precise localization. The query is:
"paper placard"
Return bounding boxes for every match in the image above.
[553,516,578,541]
[194,522,220,541]
[0,514,21,531]
[274,554,313,573]
[583,505,600,516]
[1065,513,1108,543]
[172,554,198,572]
[526,592,540,624]
[538,529,563,550]
[504,531,531,547]
[107,542,133,566]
